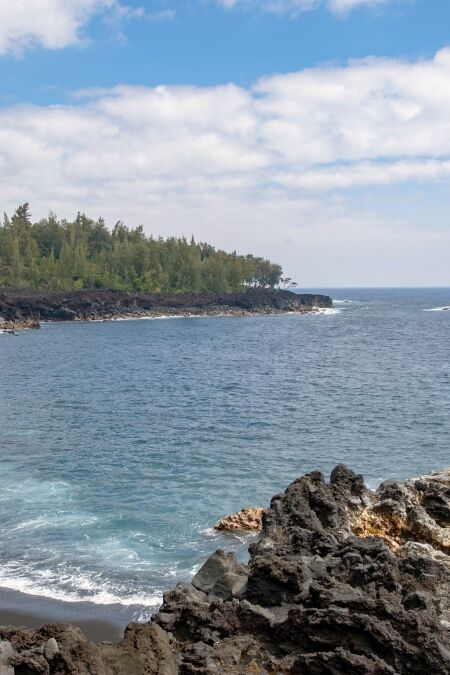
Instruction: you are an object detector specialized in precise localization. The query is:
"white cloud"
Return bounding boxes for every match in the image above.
[0,0,396,57]
[1,49,450,284]
[0,0,151,55]
[147,9,176,21]
[328,0,389,13]
[216,0,395,15]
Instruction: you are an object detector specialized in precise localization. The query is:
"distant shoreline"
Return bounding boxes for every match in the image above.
[0,287,333,331]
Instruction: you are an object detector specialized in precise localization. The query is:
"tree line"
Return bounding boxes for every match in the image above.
[0,205,283,293]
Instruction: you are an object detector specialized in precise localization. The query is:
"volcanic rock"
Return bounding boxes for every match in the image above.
[0,287,332,328]
[154,464,450,674]
[1,464,449,674]
[214,507,265,533]
[0,622,176,675]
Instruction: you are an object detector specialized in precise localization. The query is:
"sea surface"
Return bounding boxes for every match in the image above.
[0,288,449,629]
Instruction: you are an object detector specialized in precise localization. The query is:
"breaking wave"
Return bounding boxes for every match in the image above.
[0,562,162,609]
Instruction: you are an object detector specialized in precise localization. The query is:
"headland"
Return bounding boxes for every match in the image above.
[0,287,333,330]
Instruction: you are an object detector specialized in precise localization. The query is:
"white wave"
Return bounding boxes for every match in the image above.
[5,513,99,536]
[313,307,341,315]
[132,607,155,623]
[113,314,207,321]
[0,565,162,608]
[139,315,185,320]
[198,526,218,537]
[188,563,202,577]
[423,306,450,312]
[333,299,352,304]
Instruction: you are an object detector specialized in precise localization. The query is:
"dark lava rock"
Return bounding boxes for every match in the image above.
[154,465,450,674]
[1,466,449,674]
[0,287,332,326]
[0,622,177,675]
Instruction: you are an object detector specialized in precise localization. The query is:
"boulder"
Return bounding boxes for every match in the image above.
[0,640,14,675]
[191,550,247,595]
[99,622,177,675]
[43,638,58,661]
[214,507,265,532]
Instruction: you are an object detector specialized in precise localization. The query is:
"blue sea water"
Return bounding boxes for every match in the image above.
[0,288,449,627]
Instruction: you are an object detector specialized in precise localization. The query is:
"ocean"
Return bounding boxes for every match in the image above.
[0,288,449,630]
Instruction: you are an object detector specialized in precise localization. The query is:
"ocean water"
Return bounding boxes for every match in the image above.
[0,288,449,627]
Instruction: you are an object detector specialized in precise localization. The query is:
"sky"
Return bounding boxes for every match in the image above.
[1,0,450,286]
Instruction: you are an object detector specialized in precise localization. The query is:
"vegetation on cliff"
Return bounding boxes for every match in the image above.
[0,204,282,293]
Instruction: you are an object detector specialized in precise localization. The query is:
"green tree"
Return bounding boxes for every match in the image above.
[0,205,283,293]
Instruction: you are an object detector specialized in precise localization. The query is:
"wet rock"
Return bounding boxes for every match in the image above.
[214,507,265,532]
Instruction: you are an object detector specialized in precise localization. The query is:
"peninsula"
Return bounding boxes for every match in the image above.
[0,287,333,330]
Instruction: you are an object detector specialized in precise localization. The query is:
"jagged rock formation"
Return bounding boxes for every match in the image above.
[154,465,450,674]
[0,288,332,329]
[1,465,449,674]
[214,507,265,533]
[0,622,177,675]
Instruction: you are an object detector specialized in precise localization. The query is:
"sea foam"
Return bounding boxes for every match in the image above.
[0,563,162,608]
[314,307,341,315]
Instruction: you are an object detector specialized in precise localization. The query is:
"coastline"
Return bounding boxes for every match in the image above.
[0,306,335,332]
[0,287,333,331]
[0,465,449,673]
[0,586,138,643]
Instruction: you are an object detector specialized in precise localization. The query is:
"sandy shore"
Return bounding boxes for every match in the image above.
[0,587,134,643]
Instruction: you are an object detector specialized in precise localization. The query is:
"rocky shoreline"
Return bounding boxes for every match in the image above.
[0,288,332,331]
[1,465,449,674]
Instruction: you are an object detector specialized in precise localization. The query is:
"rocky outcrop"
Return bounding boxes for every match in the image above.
[214,507,265,532]
[351,468,450,554]
[154,465,450,674]
[0,319,40,332]
[0,288,332,328]
[0,622,177,675]
[1,465,449,674]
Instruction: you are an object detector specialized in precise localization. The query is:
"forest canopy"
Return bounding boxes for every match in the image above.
[0,205,283,293]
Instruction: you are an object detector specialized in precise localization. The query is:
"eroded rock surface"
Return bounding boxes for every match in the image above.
[154,465,450,674]
[214,507,265,533]
[1,466,449,674]
[0,622,176,675]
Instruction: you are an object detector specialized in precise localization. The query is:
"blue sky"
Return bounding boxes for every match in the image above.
[1,0,450,285]
[2,0,450,104]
